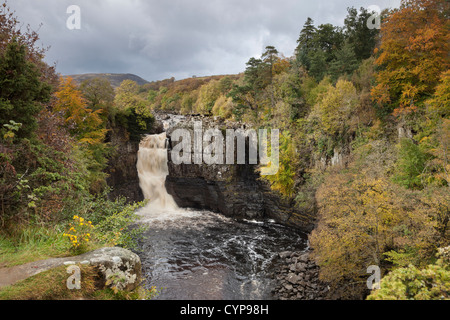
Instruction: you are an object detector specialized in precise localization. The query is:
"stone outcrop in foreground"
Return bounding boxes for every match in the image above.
[0,247,142,292]
[65,247,142,291]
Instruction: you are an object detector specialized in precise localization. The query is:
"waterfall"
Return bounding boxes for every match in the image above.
[136,132,178,211]
[134,126,308,300]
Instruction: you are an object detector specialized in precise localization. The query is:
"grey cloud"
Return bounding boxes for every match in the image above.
[8,0,400,81]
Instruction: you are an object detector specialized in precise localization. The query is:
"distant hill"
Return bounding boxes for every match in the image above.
[67,73,149,88]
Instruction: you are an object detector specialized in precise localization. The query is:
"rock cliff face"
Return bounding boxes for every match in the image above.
[105,113,314,232]
[163,115,314,233]
[166,162,313,232]
[105,122,163,203]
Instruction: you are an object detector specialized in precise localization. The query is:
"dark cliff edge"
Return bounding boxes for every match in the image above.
[163,118,315,233]
[105,121,164,203]
[105,114,314,233]
[165,162,314,233]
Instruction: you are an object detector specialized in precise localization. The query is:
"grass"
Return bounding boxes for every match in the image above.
[0,225,70,268]
[0,223,159,300]
[0,263,160,300]
[0,223,108,268]
[0,264,100,300]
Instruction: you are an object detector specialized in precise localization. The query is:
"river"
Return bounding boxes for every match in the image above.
[134,127,307,300]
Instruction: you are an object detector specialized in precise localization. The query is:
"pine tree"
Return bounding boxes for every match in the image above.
[295,17,316,69]
[344,7,379,61]
[0,39,51,139]
[329,40,359,81]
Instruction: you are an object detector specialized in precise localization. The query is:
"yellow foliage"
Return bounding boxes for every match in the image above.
[63,215,95,251]
[309,166,443,290]
[312,79,358,137]
[53,76,107,145]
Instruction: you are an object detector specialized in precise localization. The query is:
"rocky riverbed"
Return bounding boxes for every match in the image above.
[271,250,330,300]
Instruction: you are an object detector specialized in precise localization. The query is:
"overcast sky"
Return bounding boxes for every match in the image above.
[8,0,400,82]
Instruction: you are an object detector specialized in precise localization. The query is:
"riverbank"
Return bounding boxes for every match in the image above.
[271,250,330,300]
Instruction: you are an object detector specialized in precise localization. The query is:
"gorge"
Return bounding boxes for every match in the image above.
[130,114,319,300]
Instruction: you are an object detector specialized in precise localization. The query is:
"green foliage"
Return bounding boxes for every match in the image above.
[329,40,359,82]
[211,95,235,119]
[63,215,95,254]
[392,138,429,189]
[312,79,358,137]
[60,189,147,250]
[261,131,297,198]
[93,200,147,250]
[114,80,140,110]
[119,105,155,142]
[295,7,379,83]
[0,225,69,267]
[2,120,22,142]
[80,77,115,111]
[344,7,379,61]
[0,39,51,139]
[368,247,450,300]
[0,0,449,303]
[195,80,221,114]
[307,49,328,81]
[295,17,316,70]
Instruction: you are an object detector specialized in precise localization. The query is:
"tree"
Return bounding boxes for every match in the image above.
[261,131,297,198]
[261,45,279,110]
[80,77,115,112]
[0,39,51,139]
[367,247,450,300]
[314,24,344,63]
[329,40,359,81]
[261,46,279,73]
[295,17,316,70]
[344,7,379,61]
[229,47,281,118]
[307,49,328,81]
[53,76,111,193]
[243,57,265,92]
[114,79,140,111]
[392,138,430,189]
[309,174,401,296]
[311,79,359,138]
[417,70,450,186]
[195,79,221,114]
[371,0,450,116]
[0,2,58,88]
[426,70,450,118]
[53,76,106,145]
[296,20,344,81]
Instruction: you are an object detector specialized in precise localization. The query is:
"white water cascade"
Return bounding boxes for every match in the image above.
[136,132,179,215]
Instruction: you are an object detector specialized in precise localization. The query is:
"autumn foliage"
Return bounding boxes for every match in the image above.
[371,0,450,116]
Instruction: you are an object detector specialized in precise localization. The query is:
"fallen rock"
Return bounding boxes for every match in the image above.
[286,273,300,284]
[279,251,292,259]
[295,262,308,273]
[272,249,330,300]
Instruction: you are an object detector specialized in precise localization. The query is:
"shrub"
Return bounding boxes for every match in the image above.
[392,138,429,189]
[63,215,95,253]
[367,247,450,300]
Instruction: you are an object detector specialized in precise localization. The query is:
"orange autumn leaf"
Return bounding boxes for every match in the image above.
[371,0,450,116]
